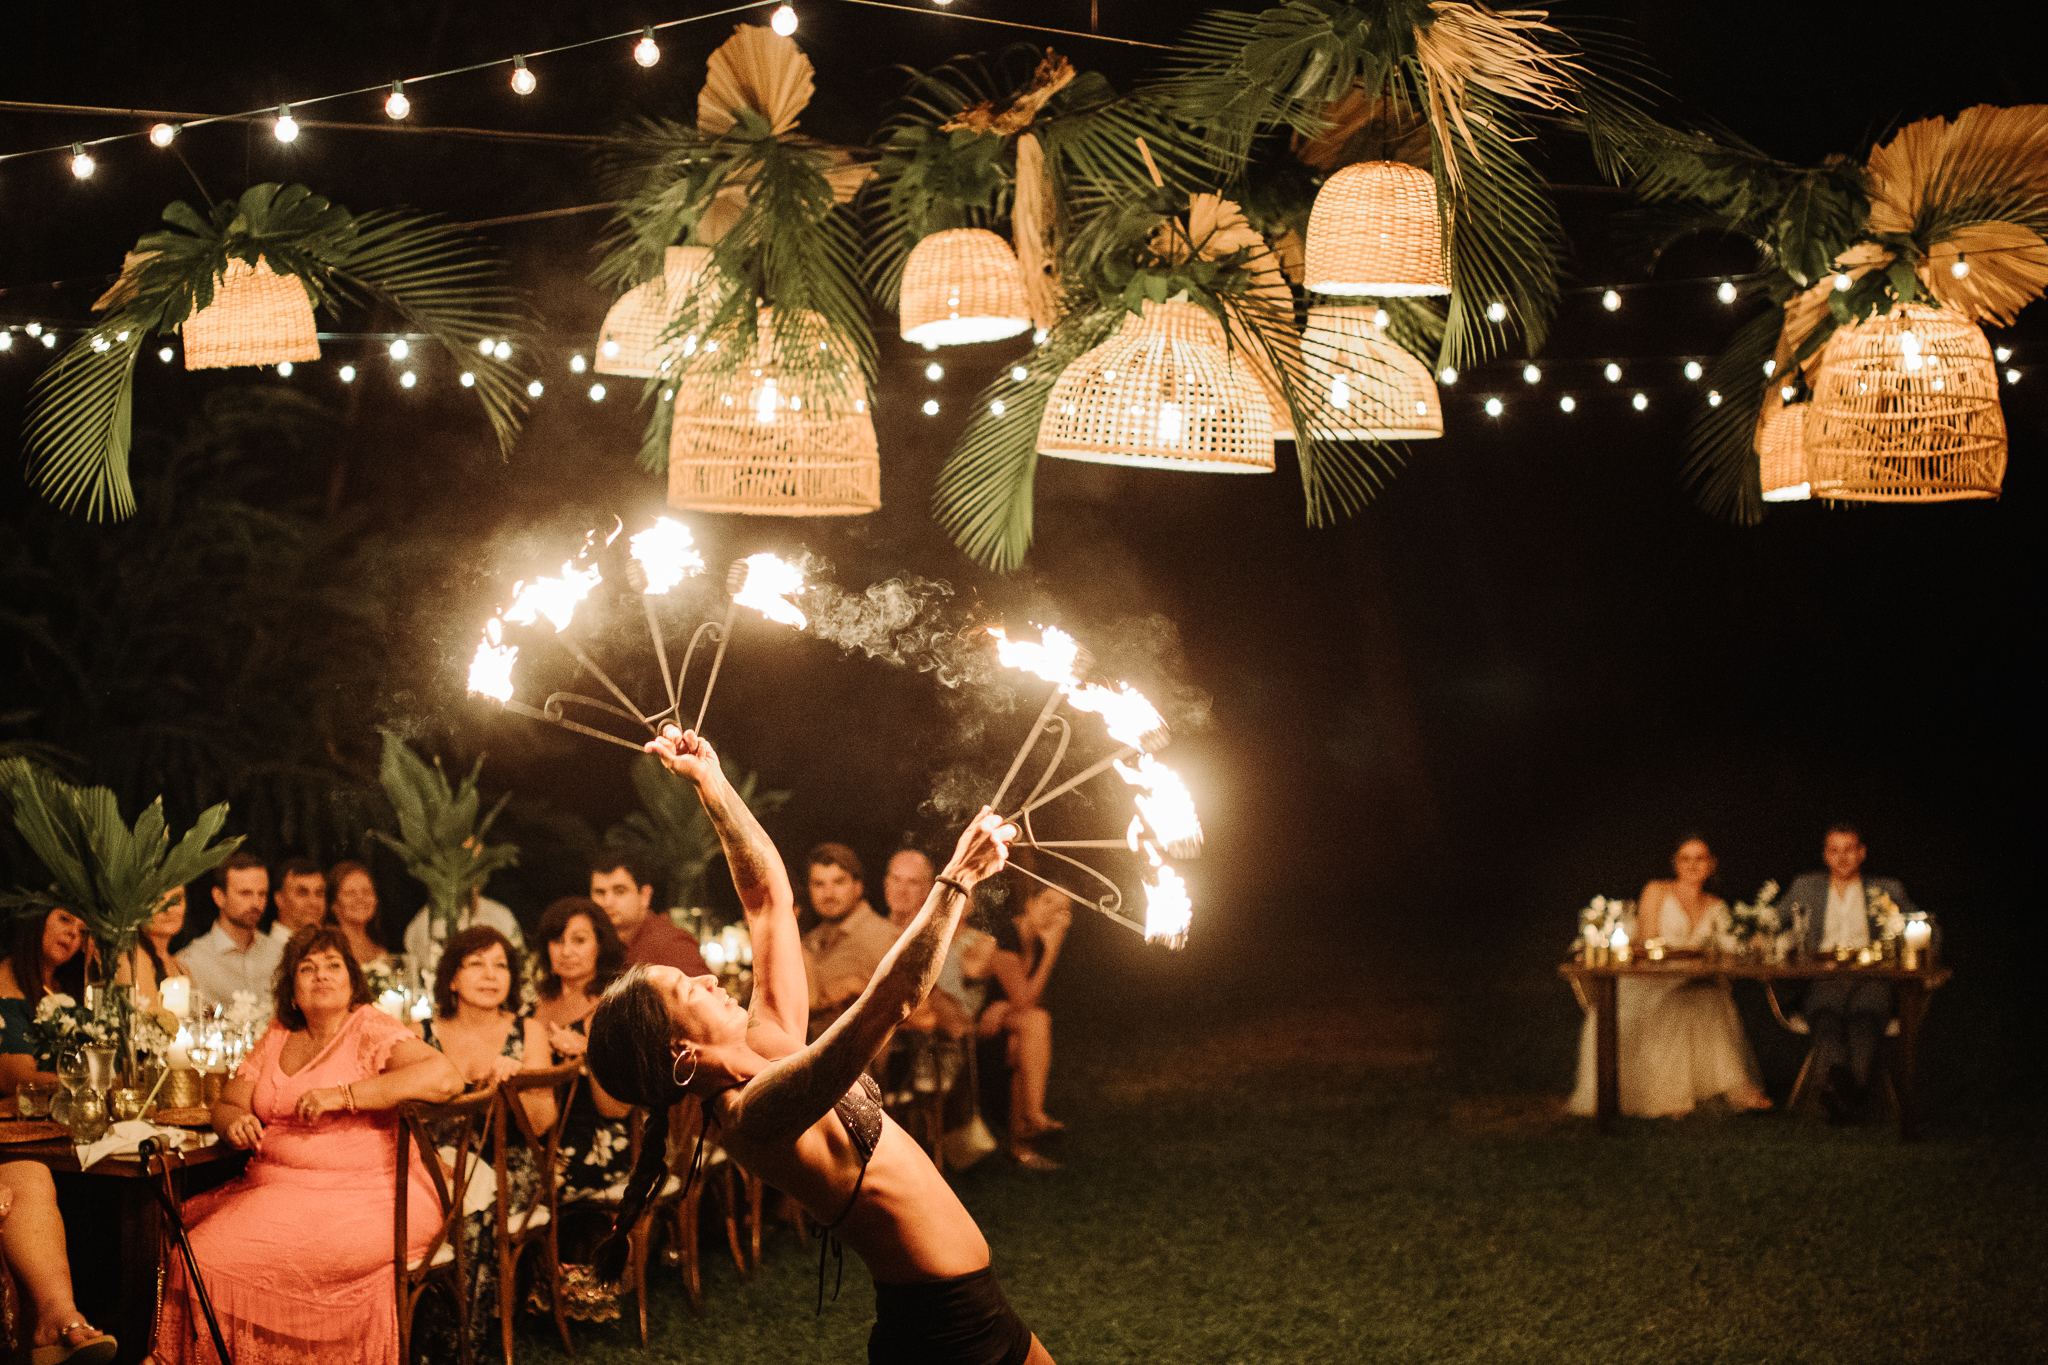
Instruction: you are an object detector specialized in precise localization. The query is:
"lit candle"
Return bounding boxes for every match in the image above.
[1903,919,1932,950]
[376,989,406,1019]
[167,1028,191,1071]
[160,976,191,1019]
[1610,926,1632,964]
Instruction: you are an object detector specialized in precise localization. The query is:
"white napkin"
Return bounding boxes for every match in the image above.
[74,1119,216,1171]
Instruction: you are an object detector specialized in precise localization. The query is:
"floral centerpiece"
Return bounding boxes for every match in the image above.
[1725,880,1782,948]
[29,993,118,1059]
[1577,895,1627,953]
[1867,887,1907,944]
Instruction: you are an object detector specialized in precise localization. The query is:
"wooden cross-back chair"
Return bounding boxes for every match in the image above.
[491,1060,582,1361]
[592,1100,698,1343]
[396,1088,497,1365]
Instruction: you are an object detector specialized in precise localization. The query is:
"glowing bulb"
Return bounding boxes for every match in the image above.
[389,338,409,360]
[1684,360,1704,381]
[1157,401,1184,444]
[1631,392,1648,411]
[1484,396,1503,417]
[1780,384,1796,402]
[1716,281,1737,304]
[1033,328,1049,344]
[1329,376,1352,409]
[922,398,941,415]
[385,81,410,120]
[2007,368,2022,384]
[1833,273,1851,291]
[40,335,55,349]
[1994,346,2012,362]
[478,339,495,357]
[460,371,476,387]
[150,122,179,148]
[634,27,660,67]
[274,105,299,142]
[400,371,417,389]
[569,354,587,374]
[277,361,294,377]
[1762,359,1776,377]
[1485,301,1508,323]
[925,361,944,382]
[527,380,544,398]
[69,145,94,180]
[0,334,12,351]
[157,345,172,362]
[1604,363,1621,383]
[589,383,606,401]
[1950,256,1970,280]
[990,399,1007,416]
[1522,364,1541,384]
[1438,367,1458,385]
[339,364,356,382]
[1601,289,1620,311]
[494,341,512,361]
[511,56,536,95]
[25,323,41,337]
[1558,394,1575,413]
[1010,366,1028,382]
[1707,390,1722,407]
[771,4,798,35]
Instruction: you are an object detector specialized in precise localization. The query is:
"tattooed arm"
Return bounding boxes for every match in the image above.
[644,726,807,1041]
[728,808,1013,1144]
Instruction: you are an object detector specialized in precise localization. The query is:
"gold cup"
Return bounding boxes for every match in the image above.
[201,1070,227,1107]
[163,1067,204,1110]
[110,1088,148,1122]
[1645,938,1667,962]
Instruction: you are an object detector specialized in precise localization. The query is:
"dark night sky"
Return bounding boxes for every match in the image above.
[2,2,2042,1008]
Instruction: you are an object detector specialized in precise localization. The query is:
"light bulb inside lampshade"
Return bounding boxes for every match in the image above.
[771,4,798,35]
[634,27,661,67]
[385,81,410,120]
[69,145,94,180]
[274,105,299,142]
[150,122,179,148]
[511,56,536,95]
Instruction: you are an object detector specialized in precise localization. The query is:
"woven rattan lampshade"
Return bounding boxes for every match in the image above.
[1805,303,2006,502]
[1757,402,1810,502]
[1303,161,1449,297]
[899,228,1033,346]
[1036,299,1274,473]
[1300,305,1442,440]
[182,258,320,370]
[598,246,714,378]
[668,311,880,516]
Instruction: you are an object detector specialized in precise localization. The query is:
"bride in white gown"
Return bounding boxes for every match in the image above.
[1569,837,1771,1117]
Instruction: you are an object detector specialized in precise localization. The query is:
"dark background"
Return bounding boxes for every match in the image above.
[2,3,2041,1059]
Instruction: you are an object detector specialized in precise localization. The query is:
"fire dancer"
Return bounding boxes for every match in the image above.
[588,727,1058,1365]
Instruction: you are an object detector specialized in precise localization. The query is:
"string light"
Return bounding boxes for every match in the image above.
[1483,396,1504,416]
[1558,395,1575,413]
[922,398,941,415]
[589,383,607,401]
[1832,273,1851,291]
[1683,361,1703,381]
[385,81,411,120]
[1601,290,1620,311]
[494,340,513,360]
[1033,328,1049,344]
[0,334,11,351]
[69,145,94,180]
[511,56,537,95]
[478,339,495,357]
[149,122,179,148]
[1762,359,1776,376]
[40,335,55,349]
[569,353,587,373]
[1484,301,1508,323]
[274,105,299,143]
[25,324,41,336]
[1438,367,1458,384]
[634,27,661,67]
[1707,390,1722,406]
[1716,281,1737,304]
[1780,384,1797,402]
[925,361,945,382]
[400,371,417,388]
[1522,364,1541,384]
[2007,368,2022,385]
[339,364,356,382]
[1951,255,1970,280]
[460,371,476,387]
[1372,307,1390,329]
[1994,346,2012,362]
[157,346,173,362]
[1010,365,1029,382]
[1603,363,1621,383]
[527,379,545,397]
[990,399,1007,415]
[277,361,294,377]
[389,338,409,360]
[1631,392,1648,411]
[771,4,799,34]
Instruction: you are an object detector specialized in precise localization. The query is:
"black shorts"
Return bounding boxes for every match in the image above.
[869,1266,1036,1365]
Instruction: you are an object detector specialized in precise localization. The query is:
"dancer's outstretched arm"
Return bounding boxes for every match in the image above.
[645,725,807,1042]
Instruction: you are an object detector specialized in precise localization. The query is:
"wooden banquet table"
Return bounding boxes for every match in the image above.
[0,1126,245,1365]
[1557,958,1952,1140]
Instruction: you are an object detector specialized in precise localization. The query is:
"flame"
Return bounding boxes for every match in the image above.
[1142,863,1193,947]
[502,560,602,633]
[988,624,1082,685]
[734,553,807,629]
[1114,753,1202,857]
[630,517,706,594]
[1067,682,1168,750]
[467,616,518,701]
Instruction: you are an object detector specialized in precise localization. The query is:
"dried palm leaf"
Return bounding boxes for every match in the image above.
[699,24,815,137]
[1412,2,1580,191]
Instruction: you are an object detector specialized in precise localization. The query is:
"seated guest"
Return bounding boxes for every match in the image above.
[324,861,392,973]
[1569,836,1771,1118]
[799,842,897,1036]
[404,885,525,983]
[0,908,91,1093]
[177,850,284,1010]
[588,845,707,975]
[523,898,634,1321]
[0,1161,118,1364]
[114,885,190,1007]
[881,847,975,1038]
[979,874,1073,1170]
[266,857,328,941]
[154,925,464,1365]
[1782,824,1921,1122]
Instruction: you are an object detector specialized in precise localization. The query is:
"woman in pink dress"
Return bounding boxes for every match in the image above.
[153,925,463,1365]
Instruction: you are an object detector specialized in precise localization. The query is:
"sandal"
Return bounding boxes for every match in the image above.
[1013,1149,1061,1172]
[30,1322,118,1365]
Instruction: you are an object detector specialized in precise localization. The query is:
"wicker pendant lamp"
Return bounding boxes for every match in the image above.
[669,310,880,515]
[1303,162,1449,297]
[1804,303,2006,502]
[182,258,321,370]
[899,228,1034,346]
[1300,305,1442,440]
[597,246,714,378]
[1757,402,1810,502]
[1037,299,1273,473]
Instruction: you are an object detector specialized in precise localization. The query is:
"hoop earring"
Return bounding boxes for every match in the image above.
[672,1045,700,1090]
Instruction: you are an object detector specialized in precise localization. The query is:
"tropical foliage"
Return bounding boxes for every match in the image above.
[22,182,530,522]
[603,751,789,915]
[371,729,519,940]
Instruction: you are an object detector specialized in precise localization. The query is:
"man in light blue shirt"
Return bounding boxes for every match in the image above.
[178,850,286,1010]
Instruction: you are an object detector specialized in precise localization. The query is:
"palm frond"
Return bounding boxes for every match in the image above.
[605,751,788,910]
[22,332,142,520]
[370,730,518,933]
[1682,305,1783,524]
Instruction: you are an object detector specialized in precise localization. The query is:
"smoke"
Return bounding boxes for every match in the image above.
[798,570,1003,693]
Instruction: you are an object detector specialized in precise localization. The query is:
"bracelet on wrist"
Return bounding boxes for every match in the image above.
[934,875,971,899]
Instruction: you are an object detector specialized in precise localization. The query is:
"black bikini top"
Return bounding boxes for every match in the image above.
[816,1071,885,1312]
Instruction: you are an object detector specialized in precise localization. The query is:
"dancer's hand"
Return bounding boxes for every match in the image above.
[943,807,1016,888]
[646,724,720,788]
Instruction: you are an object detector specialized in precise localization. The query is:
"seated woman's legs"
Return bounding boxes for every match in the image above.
[1003,1005,1060,1139]
[0,1160,111,1353]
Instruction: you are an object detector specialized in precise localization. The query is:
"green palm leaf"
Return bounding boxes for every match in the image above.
[370,730,518,937]
[1682,306,1781,525]
[22,332,143,521]
[604,751,788,912]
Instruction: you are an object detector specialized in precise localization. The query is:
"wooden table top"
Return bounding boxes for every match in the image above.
[0,1119,236,1177]
[1558,957,1951,985]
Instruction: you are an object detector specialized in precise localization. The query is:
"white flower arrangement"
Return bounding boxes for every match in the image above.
[1577,895,1626,948]
[222,989,271,1037]
[1727,880,1782,944]
[1866,887,1907,942]
[29,992,116,1051]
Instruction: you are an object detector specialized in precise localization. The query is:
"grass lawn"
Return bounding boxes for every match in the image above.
[500,930,2046,1365]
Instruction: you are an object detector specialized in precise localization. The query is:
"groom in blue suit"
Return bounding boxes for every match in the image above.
[1782,824,1920,1122]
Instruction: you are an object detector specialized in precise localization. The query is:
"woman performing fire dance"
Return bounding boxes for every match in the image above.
[588,725,1057,1365]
